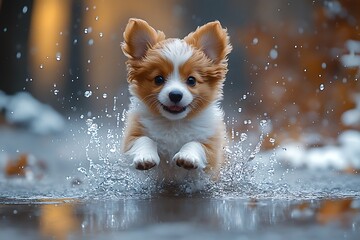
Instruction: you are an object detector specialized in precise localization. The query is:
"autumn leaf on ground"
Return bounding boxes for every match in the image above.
[5,153,47,179]
[5,154,28,177]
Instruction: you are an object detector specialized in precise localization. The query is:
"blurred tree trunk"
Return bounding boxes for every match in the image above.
[0,0,33,94]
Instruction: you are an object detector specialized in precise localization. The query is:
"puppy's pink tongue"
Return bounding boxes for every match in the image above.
[168,106,183,112]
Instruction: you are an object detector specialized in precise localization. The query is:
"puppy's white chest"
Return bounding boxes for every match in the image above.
[140,105,221,157]
[142,119,206,157]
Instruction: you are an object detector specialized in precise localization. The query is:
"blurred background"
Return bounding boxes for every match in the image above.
[0,0,359,153]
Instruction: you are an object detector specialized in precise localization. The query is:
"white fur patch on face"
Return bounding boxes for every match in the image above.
[160,39,193,68]
[157,39,194,120]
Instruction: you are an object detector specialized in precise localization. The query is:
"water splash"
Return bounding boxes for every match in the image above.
[208,119,289,198]
[77,114,158,199]
[78,110,289,199]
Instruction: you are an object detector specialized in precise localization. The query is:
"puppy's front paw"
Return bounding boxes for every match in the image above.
[134,155,159,170]
[173,142,207,170]
[135,160,156,170]
[175,158,197,170]
[173,152,203,170]
[126,136,160,171]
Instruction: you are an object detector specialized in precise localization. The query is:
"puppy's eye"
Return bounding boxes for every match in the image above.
[154,75,165,85]
[186,76,196,87]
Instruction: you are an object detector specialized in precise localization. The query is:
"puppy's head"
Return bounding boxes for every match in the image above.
[122,18,231,120]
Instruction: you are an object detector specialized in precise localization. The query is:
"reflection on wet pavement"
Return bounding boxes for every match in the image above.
[1,197,359,239]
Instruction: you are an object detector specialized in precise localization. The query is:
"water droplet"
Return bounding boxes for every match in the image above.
[244,119,252,125]
[252,38,258,45]
[88,39,94,45]
[84,27,92,34]
[269,49,278,59]
[3,27,8,32]
[73,39,78,44]
[80,114,84,119]
[238,107,242,113]
[102,93,108,99]
[84,90,92,98]
[319,83,325,91]
[269,138,276,143]
[321,62,327,69]
[121,109,127,122]
[99,32,103,38]
[260,119,267,127]
[77,167,87,174]
[243,94,247,100]
[22,6,28,14]
[240,133,248,141]
[56,52,61,61]
[85,119,93,127]
[81,221,88,229]
[39,64,44,69]
[95,16,99,21]
[16,52,21,59]
[54,89,59,95]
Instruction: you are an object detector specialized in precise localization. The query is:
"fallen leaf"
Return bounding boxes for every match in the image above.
[342,167,360,175]
[5,154,28,176]
[4,154,47,179]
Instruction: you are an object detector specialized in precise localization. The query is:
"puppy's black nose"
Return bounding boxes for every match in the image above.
[169,90,183,103]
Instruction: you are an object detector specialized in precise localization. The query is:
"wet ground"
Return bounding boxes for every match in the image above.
[1,196,360,239]
[1,124,360,239]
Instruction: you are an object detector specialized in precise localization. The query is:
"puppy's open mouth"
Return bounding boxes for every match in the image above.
[162,105,187,114]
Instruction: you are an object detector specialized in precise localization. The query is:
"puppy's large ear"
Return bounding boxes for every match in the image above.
[122,18,165,59]
[184,21,232,63]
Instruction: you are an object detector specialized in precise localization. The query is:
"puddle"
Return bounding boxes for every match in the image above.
[1,197,359,239]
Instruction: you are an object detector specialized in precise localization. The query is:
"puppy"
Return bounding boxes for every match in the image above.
[121,18,232,182]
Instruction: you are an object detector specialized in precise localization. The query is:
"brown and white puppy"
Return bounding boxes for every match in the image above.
[121,18,231,182]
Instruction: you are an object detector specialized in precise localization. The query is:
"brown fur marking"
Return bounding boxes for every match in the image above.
[121,112,145,152]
